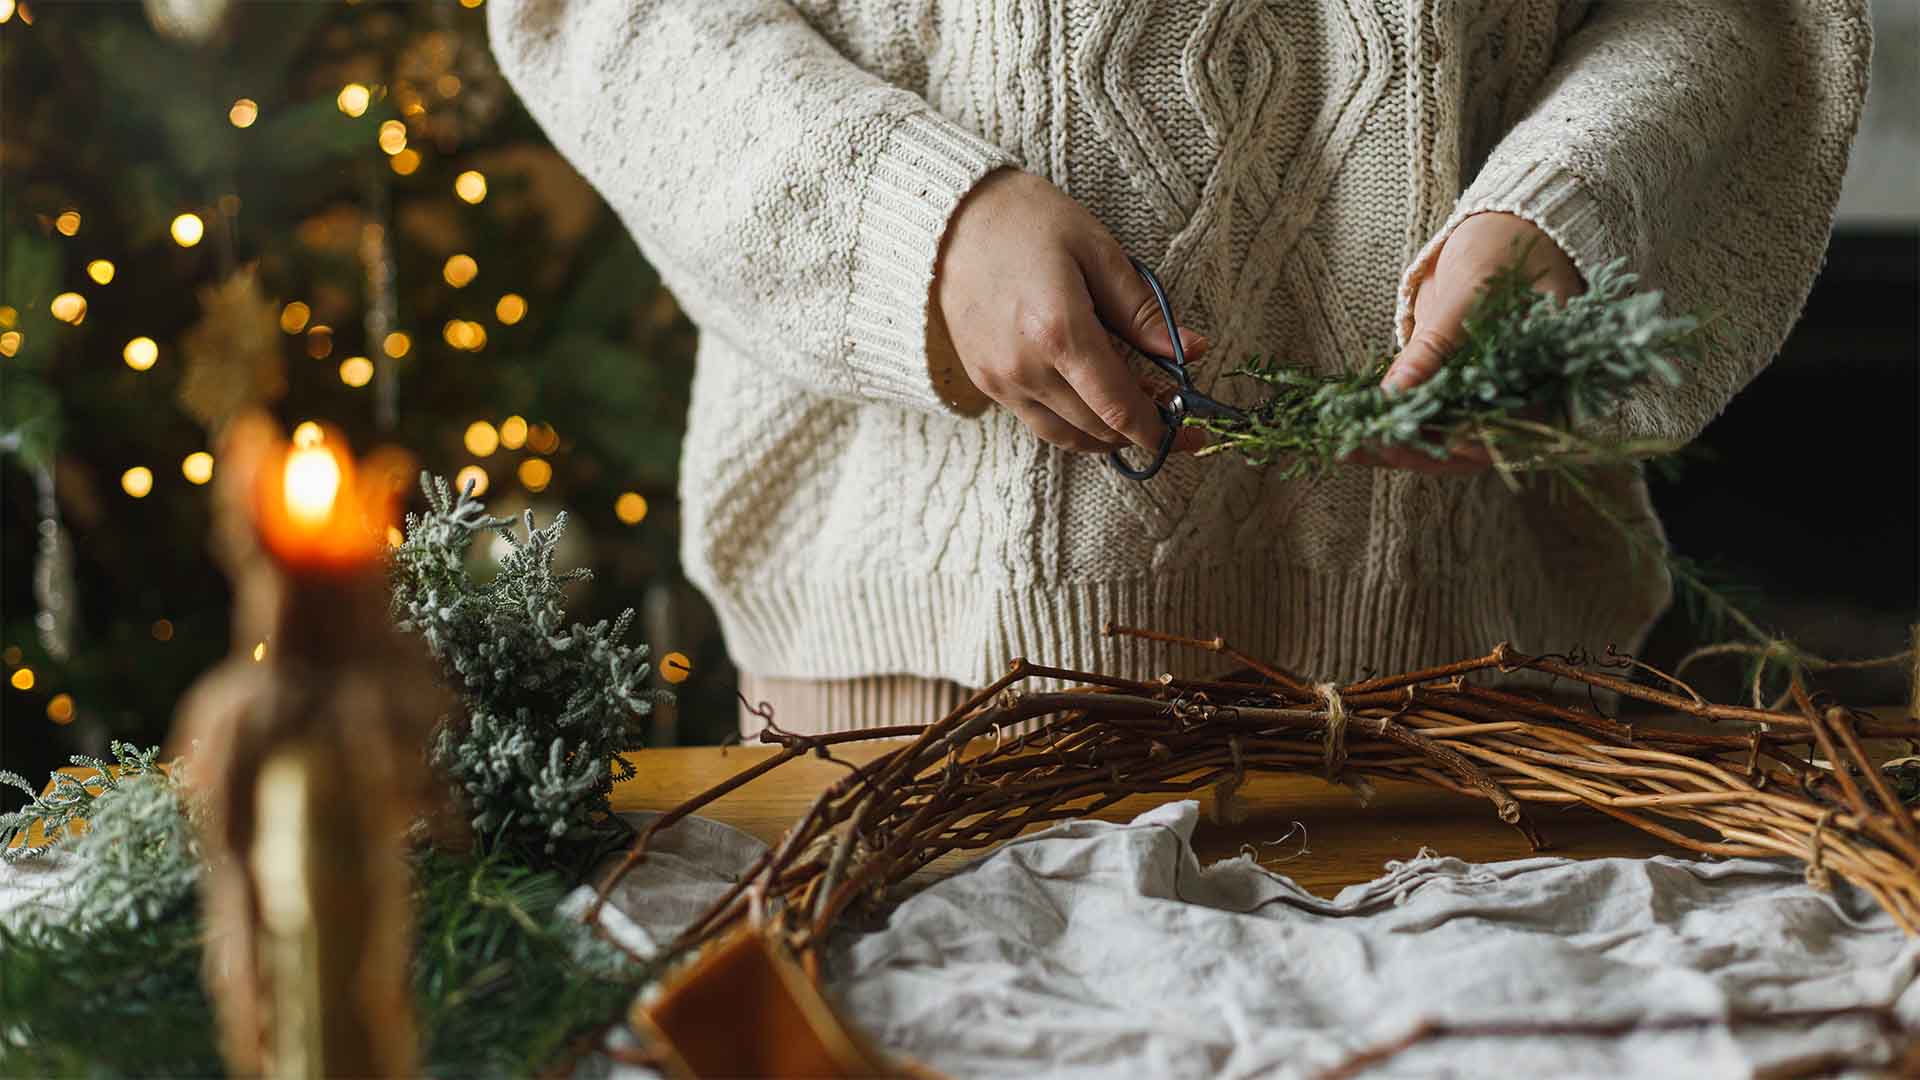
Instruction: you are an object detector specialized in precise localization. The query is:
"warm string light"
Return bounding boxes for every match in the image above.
[123,336,158,371]
[280,301,311,334]
[390,149,422,176]
[517,457,551,493]
[0,331,23,357]
[121,466,154,498]
[229,98,259,128]
[382,331,411,357]
[454,464,489,497]
[527,423,560,454]
[170,212,205,247]
[53,210,80,236]
[442,253,477,288]
[615,491,648,525]
[10,668,33,691]
[86,259,115,285]
[464,420,499,457]
[339,355,374,387]
[49,292,86,324]
[292,420,323,448]
[151,619,174,641]
[0,1,16,24]
[454,170,487,204]
[47,694,74,724]
[442,319,486,351]
[307,324,333,358]
[182,452,214,485]
[377,119,407,155]
[499,415,528,450]
[0,306,16,328]
[337,83,371,118]
[495,293,526,325]
[252,641,266,662]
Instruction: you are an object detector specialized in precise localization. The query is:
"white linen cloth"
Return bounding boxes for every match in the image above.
[584,803,1917,1079]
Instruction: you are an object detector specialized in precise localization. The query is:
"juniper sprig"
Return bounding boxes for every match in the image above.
[1192,255,1705,478]
[390,473,672,871]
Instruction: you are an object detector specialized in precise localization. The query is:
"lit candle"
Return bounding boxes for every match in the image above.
[168,411,445,1079]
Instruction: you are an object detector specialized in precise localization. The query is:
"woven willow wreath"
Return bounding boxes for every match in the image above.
[591,624,1920,973]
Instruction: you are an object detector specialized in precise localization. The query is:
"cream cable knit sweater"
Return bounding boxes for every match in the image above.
[487,1,1869,705]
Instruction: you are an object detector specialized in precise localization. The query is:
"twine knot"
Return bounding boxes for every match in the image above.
[1805,808,1837,891]
[1317,683,1349,781]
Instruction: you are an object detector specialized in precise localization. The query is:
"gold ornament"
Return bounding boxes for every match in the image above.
[175,265,287,435]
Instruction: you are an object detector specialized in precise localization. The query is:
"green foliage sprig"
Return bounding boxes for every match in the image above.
[0,741,174,863]
[0,751,646,1078]
[390,474,671,870]
[1193,255,1705,478]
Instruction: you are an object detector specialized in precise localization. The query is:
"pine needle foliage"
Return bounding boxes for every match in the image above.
[0,752,646,1078]
[390,473,672,870]
[0,741,174,863]
[1194,253,1704,477]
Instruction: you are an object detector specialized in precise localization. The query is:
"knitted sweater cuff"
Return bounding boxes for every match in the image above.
[844,112,1017,415]
[1394,158,1620,351]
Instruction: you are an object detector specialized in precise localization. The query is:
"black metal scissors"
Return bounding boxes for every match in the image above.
[1108,256,1248,481]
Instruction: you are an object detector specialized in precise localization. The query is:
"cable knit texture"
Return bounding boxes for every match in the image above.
[487,0,1869,714]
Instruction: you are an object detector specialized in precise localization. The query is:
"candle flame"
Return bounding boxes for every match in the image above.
[284,447,341,528]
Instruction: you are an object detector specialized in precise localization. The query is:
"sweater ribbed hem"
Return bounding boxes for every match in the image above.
[693,551,1669,709]
[1395,159,1619,351]
[843,111,1017,414]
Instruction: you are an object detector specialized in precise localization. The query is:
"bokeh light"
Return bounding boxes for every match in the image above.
[54,210,80,236]
[464,420,500,457]
[383,331,411,357]
[499,415,528,449]
[181,452,214,485]
[47,693,74,724]
[123,336,158,370]
[280,301,311,334]
[517,457,552,493]
[495,293,527,325]
[339,355,374,387]
[229,98,258,128]
[86,259,115,285]
[615,491,648,525]
[337,83,371,117]
[454,170,487,204]
[170,212,205,247]
[442,253,477,288]
[455,464,489,497]
[121,466,153,498]
[50,292,87,324]
[378,119,407,155]
[391,148,422,176]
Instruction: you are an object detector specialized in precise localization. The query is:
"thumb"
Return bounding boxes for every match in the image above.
[1079,241,1210,361]
[1382,294,1470,394]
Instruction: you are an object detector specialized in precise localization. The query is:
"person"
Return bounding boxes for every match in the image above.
[487,1,1869,738]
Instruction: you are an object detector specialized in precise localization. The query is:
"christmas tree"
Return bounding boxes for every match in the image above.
[0,0,732,807]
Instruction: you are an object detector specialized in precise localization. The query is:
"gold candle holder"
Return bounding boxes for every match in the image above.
[169,412,457,1078]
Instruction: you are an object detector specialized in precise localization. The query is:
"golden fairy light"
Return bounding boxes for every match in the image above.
[47,693,74,724]
[437,74,463,98]
[615,491,648,525]
[280,301,311,334]
[517,457,552,493]
[124,336,159,370]
[121,466,154,498]
[86,259,115,285]
[458,0,482,9]
[54,210,80,236]
[307,325,333,359]
[382,331,411,358]
[390,149,421,176]
[442,319,486,351]
[0,1,15,24]
[377,119,407,155]
[495,293,527,325]
[454,170,487,204]
[337,83,371,118]
[339,356,374,388]
[182,451,215,485]
[454,464,489,497]
[49,292,87,324]
[527,423,560,455]
[463,420,499,457]
[661,651,692,684]
[442,254,477,288]
[0,331,22,357]
[499,415,528,450]
[10,668,34,691]
[0,306,16,328]
[292,420,324,448]
[152,619,174,641]
[229,98,259,128]
[252,641,265,662]
[171,212,205,247]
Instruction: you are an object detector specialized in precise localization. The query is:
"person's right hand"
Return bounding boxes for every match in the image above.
[931,167,1210,455]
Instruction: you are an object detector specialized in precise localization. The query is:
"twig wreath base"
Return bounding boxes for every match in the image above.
[593,624,1920,976]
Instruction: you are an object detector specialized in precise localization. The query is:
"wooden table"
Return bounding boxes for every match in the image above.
[610,741,1687,898]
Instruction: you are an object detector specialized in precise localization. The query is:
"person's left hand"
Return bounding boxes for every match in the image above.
[1344,210,1584,474]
